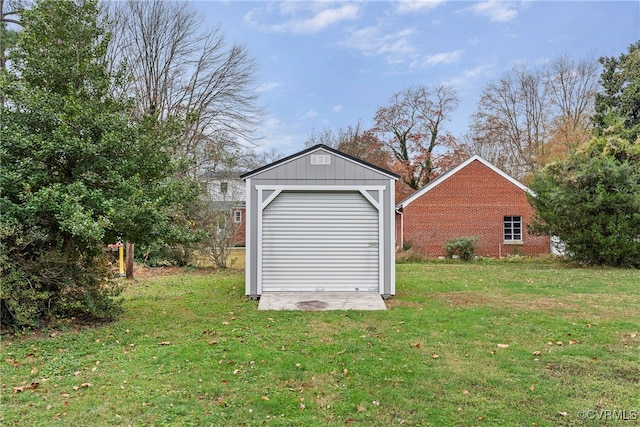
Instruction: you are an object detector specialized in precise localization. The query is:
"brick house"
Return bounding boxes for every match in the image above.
[395,155,550,258]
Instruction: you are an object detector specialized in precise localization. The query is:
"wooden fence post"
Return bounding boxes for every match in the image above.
[125,242,134,280]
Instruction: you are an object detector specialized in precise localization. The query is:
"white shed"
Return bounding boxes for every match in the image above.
[241,145,399,299]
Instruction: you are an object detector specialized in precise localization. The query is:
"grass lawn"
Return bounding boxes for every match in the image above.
[1,261,639,426]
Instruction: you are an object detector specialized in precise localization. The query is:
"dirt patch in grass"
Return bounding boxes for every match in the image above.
[431,291,496,308]
[131,264,216,279]
[306,319,340,344]
[429,291,639,323]
[384,298,425,310]
[432,291,589,313]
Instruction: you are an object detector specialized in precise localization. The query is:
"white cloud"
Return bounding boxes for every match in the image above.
[301,109,318,119]
[339,26,417,64]
[396,0,446,14]
[441,63,497,88]
[467,1,518,23]
[333,105,343,113]
[251,116,301,155]
[245,4,359,34]
[423,49,464,66]
[256,82,282,93]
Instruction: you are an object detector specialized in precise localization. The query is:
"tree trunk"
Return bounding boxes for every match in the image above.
[125,242,134,279]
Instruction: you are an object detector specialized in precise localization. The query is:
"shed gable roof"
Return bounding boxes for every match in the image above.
[240,144,399,180]
[396,155,532,209]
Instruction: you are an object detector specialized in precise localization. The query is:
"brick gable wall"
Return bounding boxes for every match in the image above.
[398,160,550,258]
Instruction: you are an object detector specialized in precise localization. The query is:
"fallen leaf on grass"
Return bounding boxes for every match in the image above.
[431,354,439,359]
[496,344,509,349]
[372,400,380,406]
[5,358,19,367]
[208,340,218,345]
[411,342,421,349]
[357,404,366,412]
[568,339,577,345]
[261,396,269,401]
[73,383,92,390]
[558,411,568,416]
[532,351,542,356]
[31,367,39,375]
[462,389,469,395]
[13,382,39,393]
[157,341,171,346]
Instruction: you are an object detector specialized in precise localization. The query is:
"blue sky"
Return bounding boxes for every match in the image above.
[191,1,640,156]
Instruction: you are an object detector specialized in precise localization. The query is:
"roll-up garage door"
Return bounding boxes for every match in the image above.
[261,191,379,292]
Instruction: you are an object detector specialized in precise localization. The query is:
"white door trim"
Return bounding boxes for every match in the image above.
[256,186,384,295]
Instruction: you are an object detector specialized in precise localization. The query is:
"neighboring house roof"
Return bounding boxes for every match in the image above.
[396,155,533,210]
[199,170,248,180]
[240,144,400,180]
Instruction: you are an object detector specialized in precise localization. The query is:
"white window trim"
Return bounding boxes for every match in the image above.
[310,154,331,165]
[503,215,523,244]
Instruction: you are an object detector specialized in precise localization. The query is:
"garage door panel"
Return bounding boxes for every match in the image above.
[261,191,379,292]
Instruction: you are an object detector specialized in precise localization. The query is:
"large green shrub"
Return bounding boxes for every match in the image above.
[0,0,198,328]
[528,137,640,268]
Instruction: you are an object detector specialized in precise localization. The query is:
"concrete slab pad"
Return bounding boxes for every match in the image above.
[258,292,387,311]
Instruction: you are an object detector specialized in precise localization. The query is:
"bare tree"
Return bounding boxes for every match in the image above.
[304,122,367,150]
[192,167,246,269]
[304,122,392,170]
[543,53,599,156]
[465,54,599,180]
[466,65,549,180]
[373,85,459,190]
[104,0,263,178]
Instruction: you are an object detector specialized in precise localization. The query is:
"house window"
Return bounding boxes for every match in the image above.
[504,216,522,242]
[220,182,228,194]
[234,210,242,223]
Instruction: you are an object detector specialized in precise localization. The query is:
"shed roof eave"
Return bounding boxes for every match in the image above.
[240,144,400,181]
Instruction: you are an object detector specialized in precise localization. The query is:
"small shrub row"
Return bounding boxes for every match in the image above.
[444,236,478,261]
